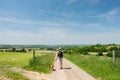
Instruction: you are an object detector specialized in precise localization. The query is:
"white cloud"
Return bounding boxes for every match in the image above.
[64,0,101,6]
[0,17,119,33]
[0,28,74,44]
[1,25,120,45]
[0,17,64,27]
[0,17,31,24]
[46,0,50,9]
[88,0,100,5]
[0,16,120,44]
[100,9,120,21]
[38,10,75,19]
[67,0,77,4]
[61,12,74,17]
[82,8,120,23]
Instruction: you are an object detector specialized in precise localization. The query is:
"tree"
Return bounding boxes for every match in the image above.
[20,48,26,52]
[109,47,118,51]
[106,51,112,57]
[12,48,16,52]
[82,51,88,55]
[97,51,103,56]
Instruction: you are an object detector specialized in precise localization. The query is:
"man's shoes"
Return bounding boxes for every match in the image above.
[60,67,63,69]
[53,69,56,71]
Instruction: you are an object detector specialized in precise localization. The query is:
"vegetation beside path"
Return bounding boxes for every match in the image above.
[65,54,120,80]
[0,52,55,80]
[24,53,55,73]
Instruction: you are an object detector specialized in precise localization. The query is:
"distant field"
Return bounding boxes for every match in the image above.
[34,50,56,54]
[0,51,55,80]
[89,52,107,55]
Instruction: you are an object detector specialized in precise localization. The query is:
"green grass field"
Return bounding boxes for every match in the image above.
[0,52,55,80]
[65,54,120,80]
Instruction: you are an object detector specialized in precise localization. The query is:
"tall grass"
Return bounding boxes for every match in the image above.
[65,54,120,80]
[24,53,55,73]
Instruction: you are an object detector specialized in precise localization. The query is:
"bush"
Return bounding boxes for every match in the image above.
[106,50,120,57]
[12,48,16,52]
[81,51,88,55]
[97,51,103,56]
[115,50,120,57]
[25,54,55,73]
[106,51,112,57]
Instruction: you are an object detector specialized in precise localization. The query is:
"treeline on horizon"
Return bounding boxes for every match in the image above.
[0,44,120,48]
[0,44,79,52]
[0,44,120,57]
[64,44,120,57]
[0,44,82,49]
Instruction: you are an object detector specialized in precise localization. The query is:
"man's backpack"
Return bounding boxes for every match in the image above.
[57,51,63,58]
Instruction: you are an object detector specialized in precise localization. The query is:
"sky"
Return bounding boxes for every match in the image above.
[0,0,120,45]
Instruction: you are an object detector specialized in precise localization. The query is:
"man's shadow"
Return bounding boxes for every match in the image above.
[62,67,72,69]
[52,67,72,71]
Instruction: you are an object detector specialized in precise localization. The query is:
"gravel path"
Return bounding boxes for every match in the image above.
[50,58,96,80]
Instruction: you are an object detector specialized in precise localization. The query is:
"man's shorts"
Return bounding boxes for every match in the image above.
[58,57,63,63]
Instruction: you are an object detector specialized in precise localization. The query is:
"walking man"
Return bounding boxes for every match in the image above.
[56,47,64,69]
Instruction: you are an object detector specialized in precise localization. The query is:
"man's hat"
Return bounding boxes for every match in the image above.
[58,47,62,50]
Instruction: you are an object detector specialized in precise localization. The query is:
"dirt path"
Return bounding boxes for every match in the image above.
[11,58,96,80]
[50,58,96,80]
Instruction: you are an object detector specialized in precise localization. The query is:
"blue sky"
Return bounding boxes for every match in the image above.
[0,0,120,45]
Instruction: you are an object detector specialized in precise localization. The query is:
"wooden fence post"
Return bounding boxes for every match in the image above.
[33,50,36,60]
[112,50,117,64]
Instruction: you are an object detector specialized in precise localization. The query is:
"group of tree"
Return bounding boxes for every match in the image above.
[65,44,120,57]
[0,48,27,52]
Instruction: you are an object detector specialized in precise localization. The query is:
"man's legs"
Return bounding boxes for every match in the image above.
[59,58,63,69]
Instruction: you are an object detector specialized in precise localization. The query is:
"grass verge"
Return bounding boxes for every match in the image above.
[24,53,55,73]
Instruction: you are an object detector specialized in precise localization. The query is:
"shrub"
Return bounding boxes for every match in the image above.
[25,54,55,73]
[12,48,16,52]
[106,51,112,57]
[115,50,120,58]
[106,50,120,57]
[81,51,88,55]
[97,51,103,56]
